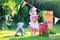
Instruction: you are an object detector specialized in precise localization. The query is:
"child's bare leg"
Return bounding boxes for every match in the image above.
[33,30,36,37]
[31,31,33,36]
[14,31,18,36]
[20,30,23,36]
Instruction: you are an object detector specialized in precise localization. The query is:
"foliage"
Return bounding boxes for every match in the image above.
[0,0,23,17]
[0,0,29,29]
[3,0,18,17]
[46,29,56,35]
[13,6,29,24]
[38,10,44,22]
[1,19,16,30]
[0,0,24,29]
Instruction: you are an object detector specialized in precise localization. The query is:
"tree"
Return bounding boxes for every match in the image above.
[0,0,24,29]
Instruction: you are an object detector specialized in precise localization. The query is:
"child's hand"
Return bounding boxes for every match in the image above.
[16,28,19,32]
[22,28,24,32]
[16,29,18,32]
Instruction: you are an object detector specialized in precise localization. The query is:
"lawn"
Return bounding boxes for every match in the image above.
[0,24,60,40]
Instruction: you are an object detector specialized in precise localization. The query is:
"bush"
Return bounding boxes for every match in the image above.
[46,29,56,35]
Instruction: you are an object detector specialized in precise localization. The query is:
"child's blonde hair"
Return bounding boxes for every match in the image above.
[29,7,37,15]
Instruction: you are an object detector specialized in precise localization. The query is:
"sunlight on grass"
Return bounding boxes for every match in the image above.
[0,38,9,40]
[0,25,60,40]
[0,30,39,40]
[0,30,15,37]
[23,32,39,37]
[56,33,60,36]
[0,30,60,40]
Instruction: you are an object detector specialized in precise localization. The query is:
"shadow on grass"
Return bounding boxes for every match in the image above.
[9,35,52,40]
[2,34,60,40]
[9,35,60,40]
[2,35,21,38]
[52,36,60,40]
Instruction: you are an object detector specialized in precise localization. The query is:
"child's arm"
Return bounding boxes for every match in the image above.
[16,27,19,32]
[22,28,24,32]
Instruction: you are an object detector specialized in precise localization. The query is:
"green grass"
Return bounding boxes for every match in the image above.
[0,24,60,40]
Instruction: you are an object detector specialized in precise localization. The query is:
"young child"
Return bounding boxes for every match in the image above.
[14,22,24,36]
[29,7,39,37]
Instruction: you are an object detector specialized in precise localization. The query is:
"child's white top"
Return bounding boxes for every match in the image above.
[17,22,24,27]
[29,21,39,29]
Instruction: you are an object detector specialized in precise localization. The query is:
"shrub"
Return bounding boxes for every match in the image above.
[46,29,56,35]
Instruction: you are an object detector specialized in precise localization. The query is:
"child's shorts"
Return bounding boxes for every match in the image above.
[28,25,36,31]
[19,29,23,33]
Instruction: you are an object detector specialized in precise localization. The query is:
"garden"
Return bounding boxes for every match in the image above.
[0,0,60,40]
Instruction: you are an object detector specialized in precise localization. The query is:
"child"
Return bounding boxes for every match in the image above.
[14,22,24,36]
[29,7,39,37]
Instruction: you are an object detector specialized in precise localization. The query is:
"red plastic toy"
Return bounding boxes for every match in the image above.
[39,23,48,35]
